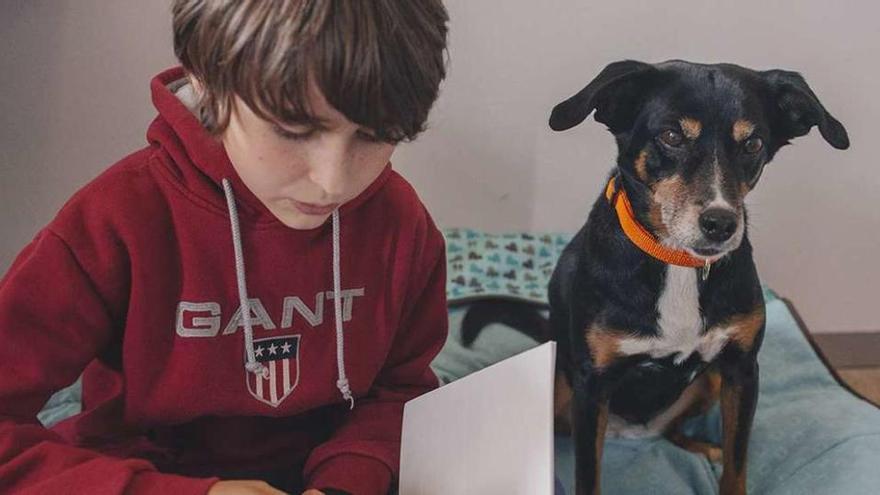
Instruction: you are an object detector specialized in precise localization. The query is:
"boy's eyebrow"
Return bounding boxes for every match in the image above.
[278,115,333,130]
[278,116,382,136]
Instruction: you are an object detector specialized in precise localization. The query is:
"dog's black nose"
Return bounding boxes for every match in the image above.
[699,209,737,242]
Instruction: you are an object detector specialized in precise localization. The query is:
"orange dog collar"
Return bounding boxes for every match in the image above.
[605,176,710,270]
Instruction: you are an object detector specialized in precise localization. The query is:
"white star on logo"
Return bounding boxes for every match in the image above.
[254,346,264,357]
[280,342,292,353]
[268,343,278,355]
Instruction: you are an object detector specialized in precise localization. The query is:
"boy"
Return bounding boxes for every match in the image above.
[0,1,449,494]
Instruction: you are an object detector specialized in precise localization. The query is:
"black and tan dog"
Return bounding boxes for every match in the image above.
[462,60,848,495]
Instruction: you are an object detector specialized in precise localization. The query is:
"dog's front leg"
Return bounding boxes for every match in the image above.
[572,368,609,495]
[719,354,759,495]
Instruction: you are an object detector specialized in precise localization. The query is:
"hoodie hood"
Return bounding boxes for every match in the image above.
[146,67,391,408]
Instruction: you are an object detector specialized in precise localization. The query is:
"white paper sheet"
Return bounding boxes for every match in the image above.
[400,342,556,495]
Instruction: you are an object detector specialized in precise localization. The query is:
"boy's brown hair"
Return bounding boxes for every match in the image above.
[172,0,448,142]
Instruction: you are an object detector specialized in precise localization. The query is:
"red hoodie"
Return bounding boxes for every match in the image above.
[0,67,447,495]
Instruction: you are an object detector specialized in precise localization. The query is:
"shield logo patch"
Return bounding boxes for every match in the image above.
[245,334,301,407]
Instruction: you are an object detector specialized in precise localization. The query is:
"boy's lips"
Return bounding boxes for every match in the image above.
[291,200,339,216]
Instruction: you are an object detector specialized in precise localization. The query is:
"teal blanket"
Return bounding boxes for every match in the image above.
[435,230,880,495]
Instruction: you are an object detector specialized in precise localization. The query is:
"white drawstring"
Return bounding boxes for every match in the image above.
[222,179,268,378]
[332,209,355,410]
[222,178,354,409]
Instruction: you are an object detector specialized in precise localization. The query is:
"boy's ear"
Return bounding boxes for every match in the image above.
[549,60,658,133]
[762,69,850,150]
[188,74,203,96]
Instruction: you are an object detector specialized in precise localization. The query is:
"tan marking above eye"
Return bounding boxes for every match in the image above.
[679,117,702,140]
[732,119,756,142]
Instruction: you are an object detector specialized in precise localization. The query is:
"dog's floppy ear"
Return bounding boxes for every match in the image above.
[762,70,849,150]
[549,60,657,133]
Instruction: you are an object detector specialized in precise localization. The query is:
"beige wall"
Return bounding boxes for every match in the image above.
[1,0,177,267]
[2,1,877,334]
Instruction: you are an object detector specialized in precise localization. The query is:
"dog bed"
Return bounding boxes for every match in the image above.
[435,229,880,495]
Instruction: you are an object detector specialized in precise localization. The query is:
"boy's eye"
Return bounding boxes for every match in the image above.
[273,124,316,141]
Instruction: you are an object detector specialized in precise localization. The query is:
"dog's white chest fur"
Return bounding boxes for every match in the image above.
[618,266,730,364]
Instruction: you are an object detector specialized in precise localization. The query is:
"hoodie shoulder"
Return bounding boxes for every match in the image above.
[372,170,444,262]
[48,146,167,246]
[40,146,167,316]
[376,171,439,234]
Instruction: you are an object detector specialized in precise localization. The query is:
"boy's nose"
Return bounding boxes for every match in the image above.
[312,173,346,201]
[309,156,349,200]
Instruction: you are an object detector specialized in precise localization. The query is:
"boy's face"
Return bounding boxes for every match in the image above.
[221,85,395,229]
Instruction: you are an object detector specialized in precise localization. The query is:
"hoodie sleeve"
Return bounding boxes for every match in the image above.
[303,220,448,495]
[0,229,218,495]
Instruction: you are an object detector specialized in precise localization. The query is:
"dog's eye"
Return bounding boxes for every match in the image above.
[658,130,684,147]
[743,136,764,154]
